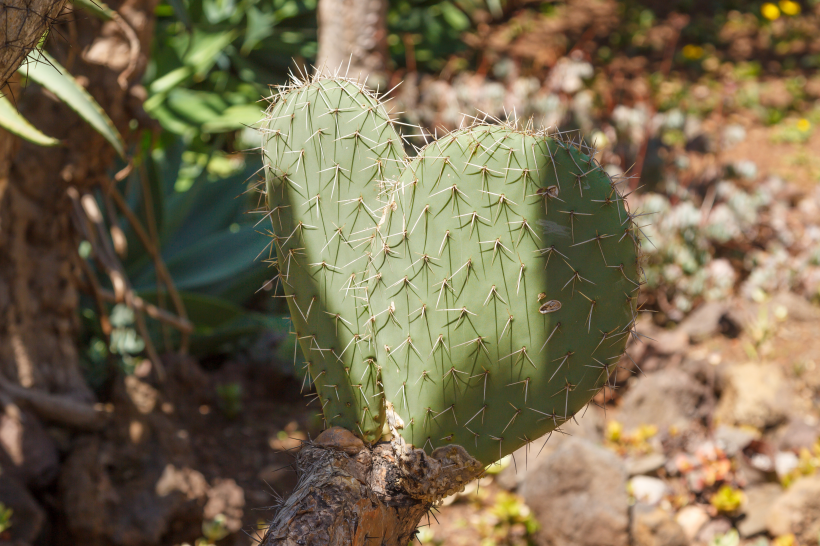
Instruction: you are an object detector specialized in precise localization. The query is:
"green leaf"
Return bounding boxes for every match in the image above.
[202,103,264,133]
[148,65,193,96]
[440,1,470,31]
[185,30,238,78]
[165,88,227,126]
[19,51,125,157]
[166,0,193,29]
[0,94,60,146]
[241,5,275,54]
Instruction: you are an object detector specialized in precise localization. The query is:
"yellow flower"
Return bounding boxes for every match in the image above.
[682,44,704,60]
[605,421,622,442]
[797,118,811,132]
[762,2,781,20]
[773,534,797,546]
[710,485,745,514]
[779,0,801,15]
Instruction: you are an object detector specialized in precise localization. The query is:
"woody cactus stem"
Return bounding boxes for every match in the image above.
[259,72,642,542]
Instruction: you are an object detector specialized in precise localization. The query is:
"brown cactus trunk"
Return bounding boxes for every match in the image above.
[261,427,483,546]
[0,0,67,87]
[316,0,389,84]
[261,442,430,546]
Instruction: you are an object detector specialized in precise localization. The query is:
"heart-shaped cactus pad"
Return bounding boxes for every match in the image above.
[262,75,641,465]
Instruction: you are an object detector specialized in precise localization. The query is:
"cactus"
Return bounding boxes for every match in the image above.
[262,74,641,466]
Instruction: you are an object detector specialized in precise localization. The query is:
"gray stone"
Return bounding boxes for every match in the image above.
[618,368,711,433]
[203,479,244,533]
[774,418,819,452]
[675,505,710,540]
[630,476,669,506]
[521,437,629,546]
[768,291,820,322]
[631,504,689,546]
[715,363,792,429]
[738,483,781,537]
[496,405,604,491]
[774,451,799,480]
[649,329,689,356]
[696,518,732,544]
[677,301,733,343]
[766,474,820,544]
[626,453,667,477]
[714,425,758,457]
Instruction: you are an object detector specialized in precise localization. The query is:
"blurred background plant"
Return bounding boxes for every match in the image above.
[4,0,820,544]
[64,0,820,387]
[0,503,12,535]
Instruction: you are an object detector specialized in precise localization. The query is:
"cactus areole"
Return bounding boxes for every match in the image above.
[262,75,641,469]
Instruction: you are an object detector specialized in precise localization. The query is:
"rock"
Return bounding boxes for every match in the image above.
[617,368,711,433]
[714,425,758,457]
[521,437,629,546]
[0,472,45,543]
[675,505,710,540]
[59,377,211,545]
[768,292,820,322]
[758,80,793,109]
[0,404,59,489]
[626,453,667,477]
[774,451,799,480]
[677,301,737,343]
[696,518,732,544]
[649,329,689,356]
[766,474,820,543]
[629,476,669,506]
[774,418,819,452]
[631,504,688,546]
[203,479,244,533]
[738,483,781,537]
[715,363,791,430]
[496,405,604,491]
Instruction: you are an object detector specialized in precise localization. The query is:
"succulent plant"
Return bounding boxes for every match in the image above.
[262,74,641,466]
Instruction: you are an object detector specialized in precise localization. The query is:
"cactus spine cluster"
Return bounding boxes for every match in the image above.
[262,74,641,466]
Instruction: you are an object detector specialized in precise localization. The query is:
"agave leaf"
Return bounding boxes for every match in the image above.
[136,290,287,356]
[131,225,264,292]
[18,51,125,157]
[0,94,60,146]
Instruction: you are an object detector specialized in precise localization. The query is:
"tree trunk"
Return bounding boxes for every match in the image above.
[261,427,483,546]
[316,0,389,85]
[0,0,158,407]
[0,0,67,87]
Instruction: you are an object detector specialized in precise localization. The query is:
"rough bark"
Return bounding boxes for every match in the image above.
[316,0,389,85]
[0,0,158,404]
[262,427,483,546]
[0,0,67,87]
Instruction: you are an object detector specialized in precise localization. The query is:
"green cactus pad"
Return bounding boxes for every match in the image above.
[262,76,641,465]
[262,76,405,442]
[369,124,639,464]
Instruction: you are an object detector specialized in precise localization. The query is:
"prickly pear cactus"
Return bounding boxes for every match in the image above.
[262,75,641,466]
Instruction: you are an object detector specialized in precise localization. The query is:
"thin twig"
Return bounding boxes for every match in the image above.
[102,178,190,353]
[96,287,193,333]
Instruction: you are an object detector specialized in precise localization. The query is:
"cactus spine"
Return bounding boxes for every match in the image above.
[263,75,641,465]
